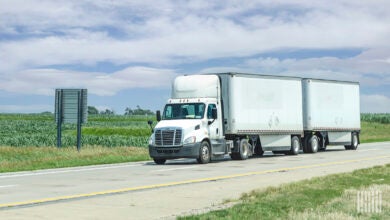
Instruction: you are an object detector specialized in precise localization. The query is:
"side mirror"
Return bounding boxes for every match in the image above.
[156,110,161,122]
[147,120,154,133]
[212,108,218,119]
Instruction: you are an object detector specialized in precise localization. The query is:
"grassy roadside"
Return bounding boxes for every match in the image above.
[360,121,390,143]
[0,146,150,173]
[179,164,390,219]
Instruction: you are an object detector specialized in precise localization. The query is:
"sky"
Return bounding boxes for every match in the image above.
[0,0,389,114]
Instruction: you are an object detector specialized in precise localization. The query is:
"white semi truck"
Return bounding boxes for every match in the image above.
[148,73,360,164]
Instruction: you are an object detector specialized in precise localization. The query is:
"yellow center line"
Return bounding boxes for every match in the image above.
[1,155,389,209]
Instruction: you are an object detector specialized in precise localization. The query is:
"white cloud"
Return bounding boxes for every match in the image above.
[0,66,177,96]
[243,48,390,87]
[0,1,390,113]
[1,1,390,72]
[361,95,390,113]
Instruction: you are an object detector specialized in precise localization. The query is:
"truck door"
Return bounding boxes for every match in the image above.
[207,104,224,152]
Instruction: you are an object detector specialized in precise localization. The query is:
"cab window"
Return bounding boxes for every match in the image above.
[207,104,216,119]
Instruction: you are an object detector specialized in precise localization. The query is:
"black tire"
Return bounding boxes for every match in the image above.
[197,141,211,164]
[307,135,319,153]
[153,158,166,165]
[238,139,250,160]
[288,136,300,155]
[345,132,359,150]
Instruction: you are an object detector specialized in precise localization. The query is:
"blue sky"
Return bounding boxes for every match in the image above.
[0,0,389,113]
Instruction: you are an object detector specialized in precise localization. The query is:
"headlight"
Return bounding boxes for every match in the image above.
[148,136,154,145]
[183,136,196,145]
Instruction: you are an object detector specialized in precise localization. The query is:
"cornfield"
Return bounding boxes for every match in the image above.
[361,113,390,124]
[0,114,155,147]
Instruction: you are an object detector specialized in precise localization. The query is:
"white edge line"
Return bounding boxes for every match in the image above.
[0,185,18,188]
[151,166,200,172]
[0,163,144,179]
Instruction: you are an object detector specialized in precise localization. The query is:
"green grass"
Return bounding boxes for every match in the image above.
[179,164,390,220]
[360,121,390,143]
[0,146,150,173]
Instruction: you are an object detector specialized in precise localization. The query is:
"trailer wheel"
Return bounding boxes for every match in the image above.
[153,158,166,165]
[287,136,300,155]
[345,132,359,150]
[238,139,250,160]
[197,141,211,164]
[307,135,319,153]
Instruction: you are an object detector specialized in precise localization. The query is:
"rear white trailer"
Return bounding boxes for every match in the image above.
[302,79,360,152]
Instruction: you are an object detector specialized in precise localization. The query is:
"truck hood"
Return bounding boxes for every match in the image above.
[154,119,202,131]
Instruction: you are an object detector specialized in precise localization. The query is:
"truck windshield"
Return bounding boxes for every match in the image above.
[163,103,205,120]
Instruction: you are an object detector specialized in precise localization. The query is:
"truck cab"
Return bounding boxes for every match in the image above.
[148,75,226,164]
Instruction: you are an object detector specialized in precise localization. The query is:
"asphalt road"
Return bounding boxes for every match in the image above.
[0,142,389,219]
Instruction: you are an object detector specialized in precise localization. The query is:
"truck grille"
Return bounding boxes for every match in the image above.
[155,129,182,146]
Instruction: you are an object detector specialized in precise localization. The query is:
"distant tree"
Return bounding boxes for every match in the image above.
[124,106,154,116]
[124,107,134,115]
[100,109,115,115]
[40,111,53,115]
[88,106,99,115]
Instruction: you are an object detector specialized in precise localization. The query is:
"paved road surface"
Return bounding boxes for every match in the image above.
[0,142,389,219]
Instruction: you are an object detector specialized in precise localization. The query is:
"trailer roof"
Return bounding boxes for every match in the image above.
[201,72,359,85]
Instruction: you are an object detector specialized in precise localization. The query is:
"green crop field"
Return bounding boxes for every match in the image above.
[0,113,154,148]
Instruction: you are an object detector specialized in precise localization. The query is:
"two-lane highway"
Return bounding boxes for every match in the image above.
[1,142,389,219]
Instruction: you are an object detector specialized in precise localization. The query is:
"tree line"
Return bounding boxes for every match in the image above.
[88,105,155,116]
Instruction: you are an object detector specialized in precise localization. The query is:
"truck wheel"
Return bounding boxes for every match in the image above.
[153,158,166,165]
[345,132,358,150]
[307,135,319,153]
[197,141,211,164]
[238,139,250,160]
[288,136,300,155]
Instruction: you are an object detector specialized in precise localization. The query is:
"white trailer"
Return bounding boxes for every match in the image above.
[148,73,360,164]
[219,73,303,158]
[302,79,361,152]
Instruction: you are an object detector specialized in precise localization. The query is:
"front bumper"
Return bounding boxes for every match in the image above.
[149,143,201,159]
